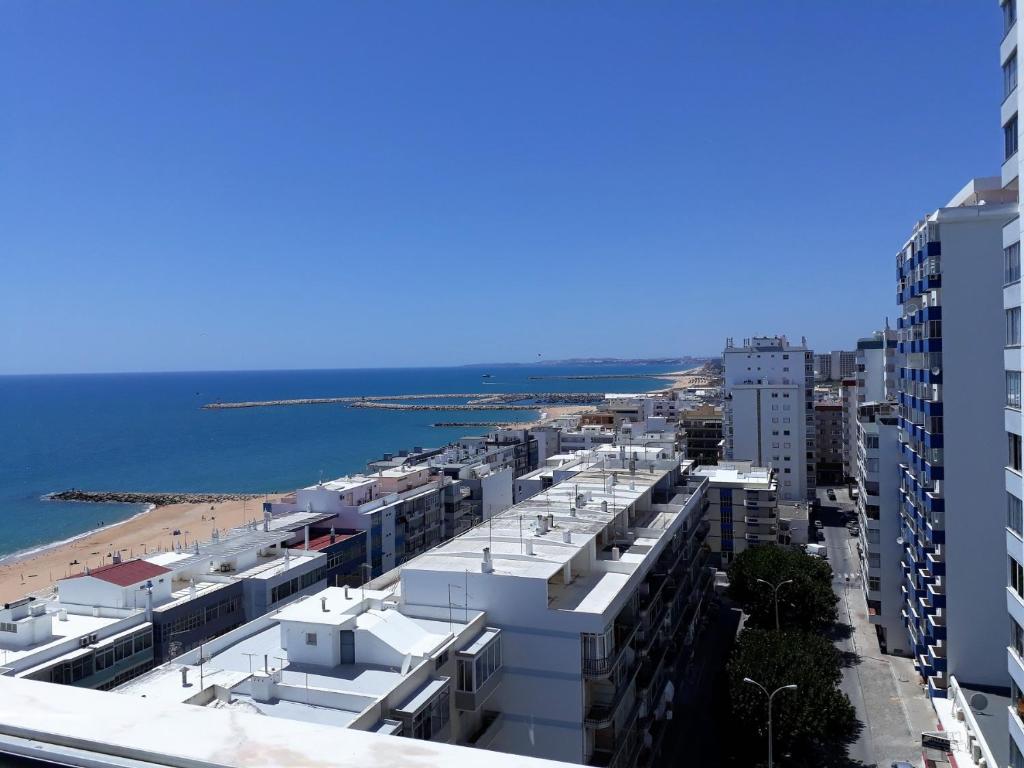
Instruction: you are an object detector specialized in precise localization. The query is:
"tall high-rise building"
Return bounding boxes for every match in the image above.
[896,178,1014,700]
[1001,2,1024,765]
[722,336,815,502]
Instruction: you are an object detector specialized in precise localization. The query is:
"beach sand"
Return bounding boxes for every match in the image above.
[0,495,283,604]
[0,369,717,604]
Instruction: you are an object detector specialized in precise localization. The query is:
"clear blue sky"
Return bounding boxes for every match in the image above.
[0,2,1006,374]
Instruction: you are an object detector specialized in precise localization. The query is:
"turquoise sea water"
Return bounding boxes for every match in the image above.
[0,365,672,557]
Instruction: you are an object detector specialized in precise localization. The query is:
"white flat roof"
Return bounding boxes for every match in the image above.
[401,458,693,583]
[0,677,576,768]
[0,610,134,670]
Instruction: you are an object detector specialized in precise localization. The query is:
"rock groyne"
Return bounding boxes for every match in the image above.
[46,491,264,506]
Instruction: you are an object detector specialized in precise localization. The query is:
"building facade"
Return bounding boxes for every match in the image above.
[896,178,1014,699]
[814,404,845,485]
[814,350,857,382]
[1003,3,1024,765]
[722,335,816,501]
[694,462,778,564]
[855,403,907,656]
[679,404,723,467]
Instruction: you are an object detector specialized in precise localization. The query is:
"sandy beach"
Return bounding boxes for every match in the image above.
[0,368,716,605]
[0,495,283,604]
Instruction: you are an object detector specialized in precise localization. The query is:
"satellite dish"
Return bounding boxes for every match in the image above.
[969,692,989,712]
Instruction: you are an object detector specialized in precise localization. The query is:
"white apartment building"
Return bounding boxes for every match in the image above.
[855,403,907,656]
[722,335,816,501]
[1003,3,1024,767]
[896,177,1014,709]
[856,328,900,404]
[98,447,714,768]
[694,462,778,563]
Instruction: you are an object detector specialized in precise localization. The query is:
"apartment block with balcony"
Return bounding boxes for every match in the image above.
[1002,2,1024,765]
[679,404,723,467]
[722,335,816,502]
[394,452,715,768]
[814,404,845,486]
[855,403,907,656]
[896,177,1014,700]
[694,462,778,564]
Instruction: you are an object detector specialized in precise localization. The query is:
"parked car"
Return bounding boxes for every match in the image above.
[827,489,836,501]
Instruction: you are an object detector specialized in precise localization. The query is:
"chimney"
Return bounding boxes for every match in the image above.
[481,547,494,573]
[181,668,190,687]
[320,596,328,612]
[263,508,271,532]
[188,579,196,600]
[112,551,121,564]
[330,526,336,544]
[344,585,350,599]
[611,547,621,561]
[547,513,555,530]
[304,525,310,551]
[601,500,608,514]
[536,515,546,534]
[562,530,571,544]
[525,540,534,556]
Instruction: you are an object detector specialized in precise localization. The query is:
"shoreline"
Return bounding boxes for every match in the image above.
[0,503,157,568]
[0,494,283,603]
[0,367,716,603]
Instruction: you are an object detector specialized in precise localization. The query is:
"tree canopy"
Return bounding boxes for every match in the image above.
[727,545,838,631]
[727,628,859,766]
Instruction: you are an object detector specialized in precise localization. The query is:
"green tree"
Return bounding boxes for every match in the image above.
[727,628,859,766]
[727,545,838,631]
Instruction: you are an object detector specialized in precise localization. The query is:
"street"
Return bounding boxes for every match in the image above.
[814,486,935,767]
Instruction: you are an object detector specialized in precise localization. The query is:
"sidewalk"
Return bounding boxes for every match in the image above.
[831,520,936,765]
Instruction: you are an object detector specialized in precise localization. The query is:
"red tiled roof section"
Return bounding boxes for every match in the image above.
[67,559,171,586]
[298,533,360,552]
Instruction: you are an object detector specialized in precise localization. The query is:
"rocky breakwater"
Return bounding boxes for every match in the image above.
[46,491,264,506]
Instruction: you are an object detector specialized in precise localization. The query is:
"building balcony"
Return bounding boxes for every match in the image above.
[927,673,948,699]
[582,622,639,679]
[927,613,946,640]
[926,581,946,609]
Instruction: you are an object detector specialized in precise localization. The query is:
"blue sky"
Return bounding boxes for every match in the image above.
[0,2,1006,373]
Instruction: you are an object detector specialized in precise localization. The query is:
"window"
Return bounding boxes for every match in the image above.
[1011,432,1023,472]
[1014,617,1024,658]
[1008,242,1022,284]
[1007,0,1018,34]
[1009,371,1022,409]
[0,622,15,633]
[868,576,880,591]
[868,553,880,568]
[1007,50,1019,98]
[1012,556,1024,599]
[1009,307,1022,346]
[305,632,318,646]
[1010,493,1024,535]
[867,529,880,544]
[1006,113,1019,160]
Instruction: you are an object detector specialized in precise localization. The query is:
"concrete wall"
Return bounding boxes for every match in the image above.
[942,209,1013,687]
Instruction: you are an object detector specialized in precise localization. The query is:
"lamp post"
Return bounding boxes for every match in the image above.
[743,678,797,768]
[756,577,793,632]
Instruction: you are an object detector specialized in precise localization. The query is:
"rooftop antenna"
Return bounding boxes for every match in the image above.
[519,515,524,554]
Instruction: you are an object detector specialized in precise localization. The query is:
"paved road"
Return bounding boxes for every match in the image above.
[815,486,933,767]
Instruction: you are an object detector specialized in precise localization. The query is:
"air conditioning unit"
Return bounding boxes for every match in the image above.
[79,637,90,648]
[88,634,98,644]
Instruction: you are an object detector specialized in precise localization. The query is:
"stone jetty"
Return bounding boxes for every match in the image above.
[202,392,603,410]
[46,491,264,506]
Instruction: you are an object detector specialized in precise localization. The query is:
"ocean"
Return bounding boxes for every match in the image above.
[0,364,673,558]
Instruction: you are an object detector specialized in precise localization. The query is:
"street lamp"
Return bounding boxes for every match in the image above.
[743,678,797,768]
[756,577,793,632]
